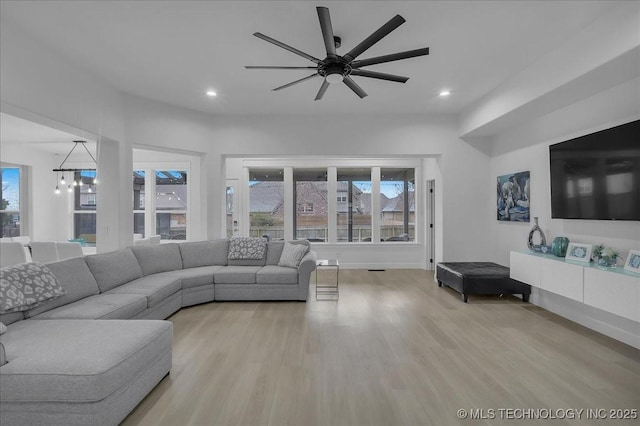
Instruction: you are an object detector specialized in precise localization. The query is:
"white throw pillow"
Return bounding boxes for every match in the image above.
[278,242,309,268]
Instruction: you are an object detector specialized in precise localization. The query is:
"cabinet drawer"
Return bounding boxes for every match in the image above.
[584,268,640,322]
[510,251,540,286]
[539,257,583,302]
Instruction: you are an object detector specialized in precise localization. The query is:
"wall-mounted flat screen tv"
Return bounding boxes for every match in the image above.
[549,119,640,221]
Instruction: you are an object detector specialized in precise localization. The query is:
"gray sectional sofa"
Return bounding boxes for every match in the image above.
[0,238,316,426]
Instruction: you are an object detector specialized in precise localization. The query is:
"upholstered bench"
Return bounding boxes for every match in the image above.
[436,262,530,303]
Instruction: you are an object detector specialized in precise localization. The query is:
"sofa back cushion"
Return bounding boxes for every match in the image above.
[130,244,183,275]
[265,241,285,265]
[85,248,143,292]
[266,240,310,265]
[179,239,229,268]
[227,237,266,266]
[26,257,100,318]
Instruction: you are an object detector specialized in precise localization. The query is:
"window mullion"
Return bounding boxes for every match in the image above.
[327,167,337,243]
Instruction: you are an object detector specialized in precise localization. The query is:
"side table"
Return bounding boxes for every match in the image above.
[316,259,339,300]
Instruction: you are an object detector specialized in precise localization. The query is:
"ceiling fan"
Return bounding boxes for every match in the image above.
[245,6,429,100]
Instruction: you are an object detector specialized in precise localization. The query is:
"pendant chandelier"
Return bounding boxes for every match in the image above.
[53,140,97,194]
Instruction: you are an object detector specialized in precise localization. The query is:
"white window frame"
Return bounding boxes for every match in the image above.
[132,163,191,241]
[239,158,421,244]
[0,164,27,238]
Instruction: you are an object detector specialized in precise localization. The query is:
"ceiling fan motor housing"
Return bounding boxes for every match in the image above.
[319,59,351,80]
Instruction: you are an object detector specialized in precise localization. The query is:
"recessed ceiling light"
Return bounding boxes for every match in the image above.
[439,90,451,97]
[206,90,217,97]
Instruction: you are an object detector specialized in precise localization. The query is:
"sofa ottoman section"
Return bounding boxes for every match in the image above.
[0,319,172,426]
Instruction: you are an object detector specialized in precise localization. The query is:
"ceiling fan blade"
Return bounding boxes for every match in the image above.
[350,70,409,83]
[253,32,321,64]
[245,66,317,69]
[315,79,330,101]
[317,7,337,57]
[343,15,405,62]
[272,73,319,91]
[350,47,430,68]
[343,76,368,98]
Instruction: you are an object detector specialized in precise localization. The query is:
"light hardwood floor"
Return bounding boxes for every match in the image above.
[122,269,640,426]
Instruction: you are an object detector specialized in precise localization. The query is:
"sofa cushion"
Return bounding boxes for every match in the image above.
[26,257,100,318]
[265,241,285,265]
[214,266,262,284]
[165,265,223,289]
[0,319,172,403]
[30,293,148,320]
[179,239,229,268]
[0,262,66,314]
[278,242,310,268]
[256,265,299,284]
[106,275,182,307]
[228,237,266,263]
[130,244,183,276]
[85,248,143,292]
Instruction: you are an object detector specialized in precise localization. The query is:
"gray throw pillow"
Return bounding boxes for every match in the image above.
[0,262,66,314]
[228,237,266,260]
[278,242,309,268]
[0,321,6,334]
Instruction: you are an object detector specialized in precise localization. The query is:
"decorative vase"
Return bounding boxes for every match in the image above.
[527,217,547,250]
[551,236,570,257]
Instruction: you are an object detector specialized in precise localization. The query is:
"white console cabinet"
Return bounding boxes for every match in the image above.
[510,250,640,322]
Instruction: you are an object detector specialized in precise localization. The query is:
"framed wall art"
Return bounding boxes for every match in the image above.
[497,171,530,222]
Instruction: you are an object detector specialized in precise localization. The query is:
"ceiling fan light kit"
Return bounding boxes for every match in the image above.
[246,6,429,100]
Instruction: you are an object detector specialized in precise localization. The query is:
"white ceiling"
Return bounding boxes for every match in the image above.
[0,0,620,117]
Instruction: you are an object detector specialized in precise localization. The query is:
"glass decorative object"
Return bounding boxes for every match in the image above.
[551,236,570,257]
[527,217,547,250]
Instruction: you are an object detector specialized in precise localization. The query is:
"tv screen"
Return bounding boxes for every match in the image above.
[549,119,640,221]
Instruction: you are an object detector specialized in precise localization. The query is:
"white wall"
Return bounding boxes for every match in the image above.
[490,78,640,267]
[217,114,491,267]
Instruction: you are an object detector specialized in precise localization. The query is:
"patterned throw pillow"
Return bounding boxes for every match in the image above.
[228,237,267,260]
[278,242,309,268]
[0,262,66,314]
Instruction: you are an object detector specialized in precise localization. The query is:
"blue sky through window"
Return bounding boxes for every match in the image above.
[1,168,20,210]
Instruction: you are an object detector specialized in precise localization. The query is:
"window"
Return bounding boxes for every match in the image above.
[249,169,284,240]
[73,170,97,245]
[299,202,314,213]
[337,168,371,242]
[380,168,415,242]
[132,168,190,241]
[155,170,187,240]
[294,169,327,242]
[0,167,21,238]
[133,170,145,237]
[237,162,419,244]
[226,185,235,238]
